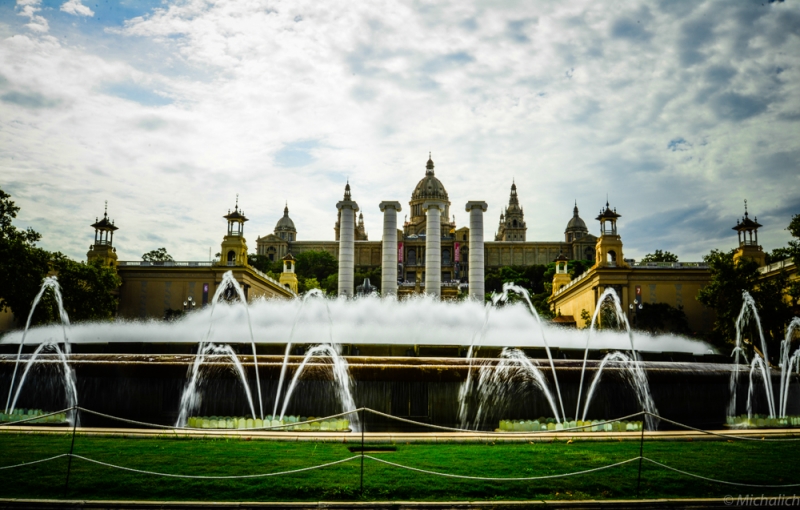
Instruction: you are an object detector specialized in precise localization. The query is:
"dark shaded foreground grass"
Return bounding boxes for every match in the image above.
[0,432,798,502]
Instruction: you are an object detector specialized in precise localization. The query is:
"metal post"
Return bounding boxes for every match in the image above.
[64,406,78,497]
[360,408,365,495]
[636,411,645,496]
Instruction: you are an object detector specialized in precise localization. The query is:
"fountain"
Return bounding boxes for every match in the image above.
[2,276,77,425]
[726,292,800,427]
[2,281,798,432]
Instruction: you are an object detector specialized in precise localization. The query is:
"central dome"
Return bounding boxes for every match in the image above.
[275,204,296,231]
[411,155,449,201]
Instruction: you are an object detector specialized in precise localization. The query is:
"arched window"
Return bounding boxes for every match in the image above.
[408,249,416,265]
[227,250,236,265]
[513,219,517,227]
[442,249,451,265]
[607,249,617,266]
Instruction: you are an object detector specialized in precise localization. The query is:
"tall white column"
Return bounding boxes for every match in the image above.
[466,201,488,301]
[379,201,402,297]
[336,188,359,297]
[423,200,445,298]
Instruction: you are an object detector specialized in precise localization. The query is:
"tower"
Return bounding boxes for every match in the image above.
[732,200,765,267]
[495,182,526,241]
[87,201,119,268]
[219,195,249,267]
[279,253,299,293]
[594,201,626,268]
[552,252,571,295]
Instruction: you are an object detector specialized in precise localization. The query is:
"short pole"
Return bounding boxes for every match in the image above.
[360,408,365,496]
[64,406,79,498]
[636,411,645,496]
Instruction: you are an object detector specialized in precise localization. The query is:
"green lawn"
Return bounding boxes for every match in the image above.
[0,432,797,502]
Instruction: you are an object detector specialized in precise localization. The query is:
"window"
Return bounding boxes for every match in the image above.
[442,249,451,265]
[408,249,416,265]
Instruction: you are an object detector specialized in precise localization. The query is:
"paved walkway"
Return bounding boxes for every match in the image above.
[2,425,799,442]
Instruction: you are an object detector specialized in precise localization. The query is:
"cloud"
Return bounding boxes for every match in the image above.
[16,0,48,33]
[101,82,172,106]
[0,90,60,109]
[0,0,798,264]
[60,0,94,17]
[274,140,320,168]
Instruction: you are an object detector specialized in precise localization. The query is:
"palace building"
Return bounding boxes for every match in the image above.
[256,154,600,294]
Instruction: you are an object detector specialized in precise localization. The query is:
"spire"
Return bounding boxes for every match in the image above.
[235,193,239,212]
[573,200,578,215]
[508,181,519,206]
[104,200,108,219]
[425,152,434,175]
[283,202,289,216]
[744,199,749,219]
[344,180,351,200]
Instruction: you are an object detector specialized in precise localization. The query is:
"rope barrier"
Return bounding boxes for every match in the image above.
[641,457,800,488]
[0,453,68,470]
[76,406,363,432]
[365,407,647,434]
[643,412,800,442]
[0,408,73,427]
[364,455,641,481]
[69,454,360,480]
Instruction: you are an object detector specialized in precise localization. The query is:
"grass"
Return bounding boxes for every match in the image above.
[0,432,798,502]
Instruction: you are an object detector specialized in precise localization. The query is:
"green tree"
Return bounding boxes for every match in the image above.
[697,249,792,359]
[787,214,800,268]
[640,250,679,263]
[49,255,121,323]
[295,250,338,282]
[635,302,691,336]
[0,189,121,326]
[142,247,173,262]
[248,254,282,275]
[0,189,51,325]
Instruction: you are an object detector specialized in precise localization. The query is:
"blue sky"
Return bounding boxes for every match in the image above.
[1,0,798,262]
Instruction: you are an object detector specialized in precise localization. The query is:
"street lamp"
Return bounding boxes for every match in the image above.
[183,296,197,312]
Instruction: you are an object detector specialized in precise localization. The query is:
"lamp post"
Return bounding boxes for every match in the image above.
[183,296,197,313]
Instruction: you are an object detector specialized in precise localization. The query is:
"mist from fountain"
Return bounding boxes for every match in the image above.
[4,276,72,415]
[457,298,495,427]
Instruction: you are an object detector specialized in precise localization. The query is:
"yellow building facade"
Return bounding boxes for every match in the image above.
[550,202,713,331]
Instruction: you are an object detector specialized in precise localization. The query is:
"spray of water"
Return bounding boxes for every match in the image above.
[176,343,257,426]
[273,289,331,418]
[8,341,79,425]
[471,348,562,429]
[5,276,71,414]
[278,343,359,431]
[580,351,658,429]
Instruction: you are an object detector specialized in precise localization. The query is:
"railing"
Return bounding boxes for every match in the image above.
[118,261,214,267]
[631,262,708,269]
[553,270,590,297]
[249,266,290,292]
[94,240,112,246]
[758,258,795,274]
[741,240,759,246]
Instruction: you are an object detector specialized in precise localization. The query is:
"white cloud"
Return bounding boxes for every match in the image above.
[16,0,48,33]
[1,0,799,263]
[60,0,95,17]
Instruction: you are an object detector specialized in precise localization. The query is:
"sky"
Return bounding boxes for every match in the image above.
[1,0,799,263]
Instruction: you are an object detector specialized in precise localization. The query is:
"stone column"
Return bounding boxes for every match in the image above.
[423,200,445,298]
[466,201,488,301]
[379,201,402,297]
[336,193,359,297]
